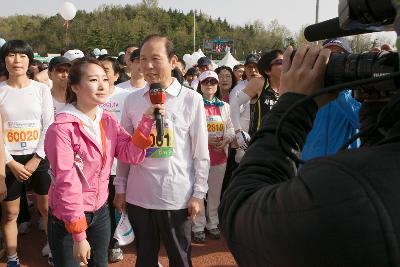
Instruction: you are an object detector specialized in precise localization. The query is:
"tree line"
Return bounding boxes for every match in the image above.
[0,2,392,60]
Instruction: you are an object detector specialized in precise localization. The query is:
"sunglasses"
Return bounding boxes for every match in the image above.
[270,58,283,66]
[201,78,219,85]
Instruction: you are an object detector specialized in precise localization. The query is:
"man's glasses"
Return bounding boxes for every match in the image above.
[201,78,219,85]
[55,67,70,73]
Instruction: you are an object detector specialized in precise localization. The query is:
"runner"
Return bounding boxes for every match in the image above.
[45,57,162,267]
[117,49,147,91]
[48,56,71,116]
[0,40,54,267]
[98,54,130,263]
[192,70,234,243]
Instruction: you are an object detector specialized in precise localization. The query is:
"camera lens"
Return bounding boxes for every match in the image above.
[325,51,399,100]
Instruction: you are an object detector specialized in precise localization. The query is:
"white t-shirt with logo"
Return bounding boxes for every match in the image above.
[100,86,130,175]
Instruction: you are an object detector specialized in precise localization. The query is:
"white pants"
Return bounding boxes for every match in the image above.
[193,163,226,232]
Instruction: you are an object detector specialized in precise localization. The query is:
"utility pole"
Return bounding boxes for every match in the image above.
[315,0,320,45]
[315,0,320,24]
[193,10,196,53]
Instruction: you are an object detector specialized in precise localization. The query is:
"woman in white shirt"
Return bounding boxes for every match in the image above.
[0,40,54,267]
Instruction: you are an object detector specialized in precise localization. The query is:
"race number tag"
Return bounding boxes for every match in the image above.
[146,119,174,158]
[4,120,41,151]
[207,115,224,139]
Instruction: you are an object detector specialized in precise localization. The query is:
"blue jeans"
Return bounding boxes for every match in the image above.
[48,203,111,267]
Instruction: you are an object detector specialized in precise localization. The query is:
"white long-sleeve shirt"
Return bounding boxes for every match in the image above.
[0,80,54,163]
[115,79,210,210]
[229,80,250,132]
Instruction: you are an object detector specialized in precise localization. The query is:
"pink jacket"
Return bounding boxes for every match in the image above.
[45,110,153,242]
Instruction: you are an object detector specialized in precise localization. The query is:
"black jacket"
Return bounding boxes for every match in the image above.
[219,93,400,267]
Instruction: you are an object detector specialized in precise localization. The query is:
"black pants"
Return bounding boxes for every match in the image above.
[220,147,239,199]
[127,204,192,267]
[107,175,119,249]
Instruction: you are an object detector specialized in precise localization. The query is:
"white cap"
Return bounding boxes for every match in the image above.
[63,49,85,61]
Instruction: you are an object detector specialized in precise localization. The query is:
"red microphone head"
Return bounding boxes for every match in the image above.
[149,83,166,104]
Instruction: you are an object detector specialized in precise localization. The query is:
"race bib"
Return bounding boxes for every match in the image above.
[207,115,224,139]
[146,119,174,158]
[4,120,41,151]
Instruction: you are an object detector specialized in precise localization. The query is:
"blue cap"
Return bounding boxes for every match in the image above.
[322,37,352,53]
[197,56,212,67]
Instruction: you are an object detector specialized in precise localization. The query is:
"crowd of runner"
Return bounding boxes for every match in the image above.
[0,34,391,267]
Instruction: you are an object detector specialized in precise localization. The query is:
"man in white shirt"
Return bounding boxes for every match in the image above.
[98,54,130,263]
[117,49,147,91]
[229,54,261,162]
[114,34,210,267]
[48,56,71,115]
[190,56,213,90]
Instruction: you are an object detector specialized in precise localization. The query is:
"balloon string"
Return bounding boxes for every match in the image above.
[64,20,69,30]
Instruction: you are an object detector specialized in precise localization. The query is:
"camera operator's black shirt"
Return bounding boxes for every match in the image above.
[219,93,400,267]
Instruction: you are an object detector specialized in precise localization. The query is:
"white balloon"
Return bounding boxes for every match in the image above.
[93,48,101,56]
[197,49,206,57]
[60,2,77,21]
[182,54,191,62]
[191,52,201,62]
[0,38,6,47]
[100,49,108,55]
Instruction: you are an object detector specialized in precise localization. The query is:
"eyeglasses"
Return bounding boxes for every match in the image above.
[201,78,219,85]
[270,58,283,66]
[54,67,70,73]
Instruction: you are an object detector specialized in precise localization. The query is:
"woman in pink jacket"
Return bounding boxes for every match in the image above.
[44,57,162,267]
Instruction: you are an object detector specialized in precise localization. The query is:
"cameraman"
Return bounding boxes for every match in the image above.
[219,45,400,266]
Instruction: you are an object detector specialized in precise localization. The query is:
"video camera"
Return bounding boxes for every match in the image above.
[304,0,400,101]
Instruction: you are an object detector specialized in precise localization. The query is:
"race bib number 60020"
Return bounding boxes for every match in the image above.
[145,120,174,158]
[4,120,41,151]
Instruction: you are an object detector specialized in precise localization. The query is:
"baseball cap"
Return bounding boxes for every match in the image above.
[198,70,219,83]
[48,56,71,71]
[130,49,140,61]
[244,54,259,65]
[63,49,85,61]
[322,37,352,53]
[197,56,212,67]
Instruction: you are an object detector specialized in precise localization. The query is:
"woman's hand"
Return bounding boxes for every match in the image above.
[214,138,231,151]
[144,104,165,120]
[113,193,126,213]
[7,160,32,182]
[208,136,220,148]
[73,239,91,265]
[24,154,41,174]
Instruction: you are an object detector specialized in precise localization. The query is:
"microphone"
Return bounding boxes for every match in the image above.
[149,83,166,143]
[304,17,374,42]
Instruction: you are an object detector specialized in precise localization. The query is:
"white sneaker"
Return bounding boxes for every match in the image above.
[18,222,31,235]
[108,248,123,263]
[42,242,50,257]
[38,217,45,232]
[47,252,54,266]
